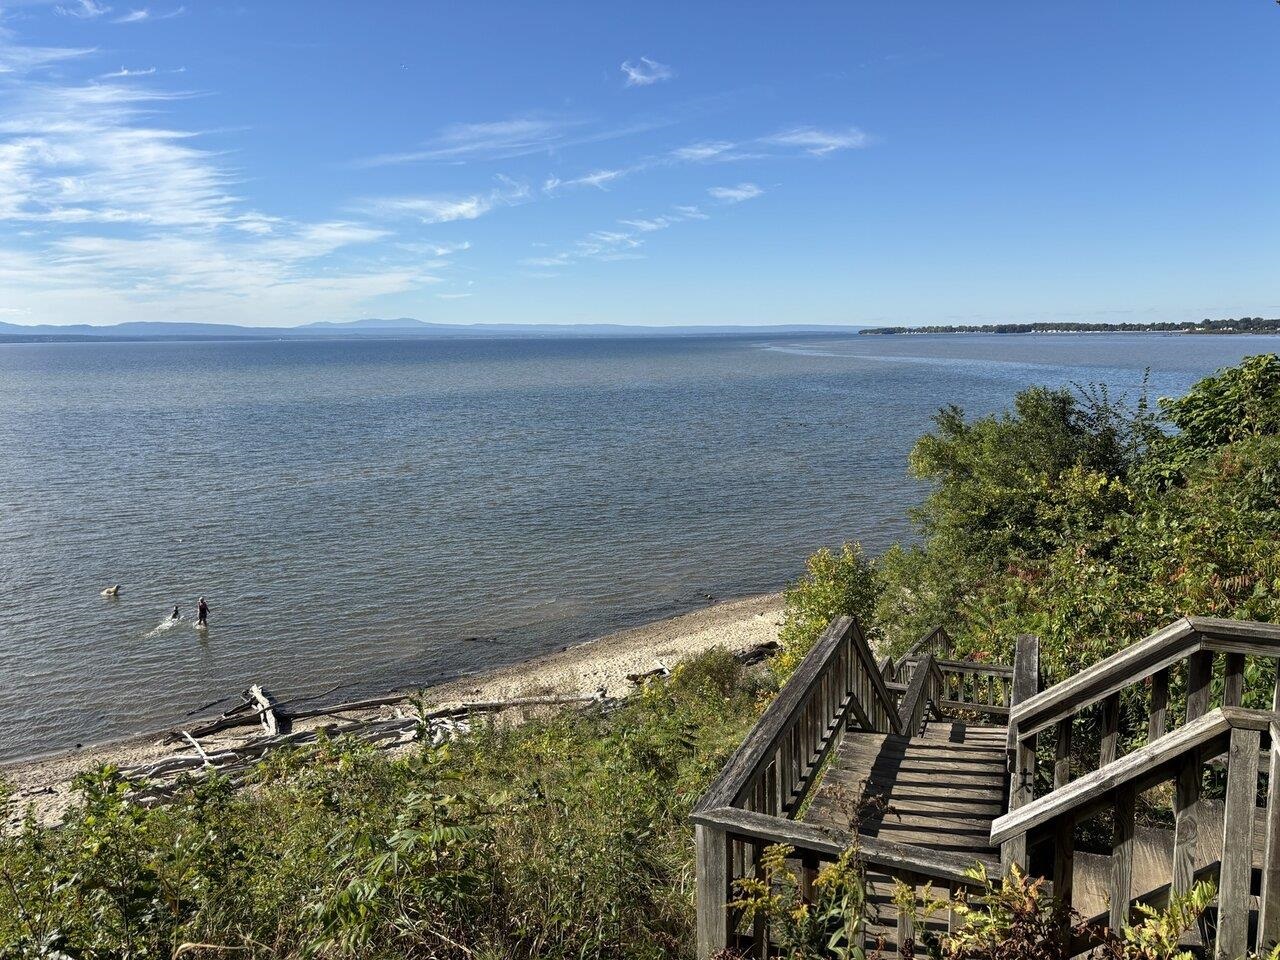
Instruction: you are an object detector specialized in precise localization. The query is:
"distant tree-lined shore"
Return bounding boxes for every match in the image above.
[861,316,1280,335]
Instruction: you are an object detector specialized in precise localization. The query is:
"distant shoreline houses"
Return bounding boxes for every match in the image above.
[861,316,1280,335]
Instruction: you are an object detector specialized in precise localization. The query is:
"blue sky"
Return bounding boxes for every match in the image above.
[0,1,1275,328]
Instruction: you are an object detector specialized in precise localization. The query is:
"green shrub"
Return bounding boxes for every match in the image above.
[0,647,764,960]
[773,543,880,679]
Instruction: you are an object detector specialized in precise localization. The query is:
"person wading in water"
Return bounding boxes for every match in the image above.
[197,597,209,627]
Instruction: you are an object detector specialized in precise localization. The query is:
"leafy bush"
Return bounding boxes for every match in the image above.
[877,355,1280,678]
[0,647,764,960]
[729,843,865,960]
[773,543,880,678]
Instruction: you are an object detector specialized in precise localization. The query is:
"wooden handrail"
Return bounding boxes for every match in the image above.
[991,708,1252,845]
[1010,617,1280,743]
[897,653,942,736]
[926,659,1014,676]
[693,615,900,815]
[901,625,951,664]
[989,706,1276,957]
[692,805,987,890]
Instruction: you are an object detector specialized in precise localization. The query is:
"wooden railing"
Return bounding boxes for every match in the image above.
[696,616,900,820]
[996,617,1280,958]
[886,627,1013,722]
[692,615,971,958]
[882,626,952,684]
[934,660,1014,717]
[897,653,944,736]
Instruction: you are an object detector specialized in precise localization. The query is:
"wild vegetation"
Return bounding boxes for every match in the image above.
[0,651,769,959]
[3,355,1278,958]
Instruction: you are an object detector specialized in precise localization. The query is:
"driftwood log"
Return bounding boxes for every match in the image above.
[30,638,781,814]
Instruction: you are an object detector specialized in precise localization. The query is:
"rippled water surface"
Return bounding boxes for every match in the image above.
[2,333,1277,761]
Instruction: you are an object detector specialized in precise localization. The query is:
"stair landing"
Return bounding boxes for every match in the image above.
[803,719,1007,867]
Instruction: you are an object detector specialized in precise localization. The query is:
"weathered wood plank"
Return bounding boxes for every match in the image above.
[1260,718,1280,950]
[1110,782,1136,929]
[1149,668,1169,743]
[1223,652,1245,708]
[1052,818,1074,910]
[1186,650,1213,723]
[695,824,730,959]
[692,806,988,889]
[1171,751,1201,898]
[1055,719,1072,789]
[1002,634,1040,873]
[991,709,1236,845]
[1216,727,1260,960]
[1011,618,1200,740]
[1100,692,1121,767]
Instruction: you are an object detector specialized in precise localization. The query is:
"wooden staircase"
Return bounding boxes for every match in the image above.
[691,615,1280,959]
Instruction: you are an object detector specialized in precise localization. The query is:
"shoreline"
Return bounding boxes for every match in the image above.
[3,591,784,826]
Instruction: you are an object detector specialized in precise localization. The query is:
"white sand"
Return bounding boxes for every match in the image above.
[3,592,784,826]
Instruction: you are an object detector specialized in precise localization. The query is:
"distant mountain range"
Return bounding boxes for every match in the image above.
[0,317,867,342]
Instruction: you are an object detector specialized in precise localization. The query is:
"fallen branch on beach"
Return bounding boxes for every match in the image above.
[117,690,611,803]
[6,638,782,821]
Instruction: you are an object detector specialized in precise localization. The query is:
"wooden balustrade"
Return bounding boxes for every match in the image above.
[993,707,1278,959]
[996,617,1280,958]
[693,616,991,958]
[897,653,944,736]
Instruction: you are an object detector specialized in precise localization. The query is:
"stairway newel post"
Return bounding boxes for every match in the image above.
[1261,717,1280,951]
[695,824,731,959]
[1002,634,1040,875]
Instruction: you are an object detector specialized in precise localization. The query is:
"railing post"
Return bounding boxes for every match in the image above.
[1217,725,1261,960]
[1148,668,1169,743]
[1110,783,1136,929]
[1002,634,1040,874]
[1172,651,1213,896]
[1100,692,1121,766]
[695,824,731,959]
[1261,718,1280,951]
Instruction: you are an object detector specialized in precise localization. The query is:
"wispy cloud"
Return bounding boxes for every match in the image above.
[112,6,185,23]
[708,182,763,203]
[621,57,674,87]
[363,117,580,166]
[55,0,111,18]
[435,292,472,299]
[0,30,448,325]
[100,65,156,77]
[357,113,672,167]
[764,126,869,156]
[671,140,737,162]
[523,203,709,272]
[363,180,529,225]
[543,168,625,193]
[0,36,93,75]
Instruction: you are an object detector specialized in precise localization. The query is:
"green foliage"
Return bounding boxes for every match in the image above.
[1156,353,1280,470]
[773,543,880,678]
[942,865,1084,960]
[730,843,865,960]
[878,355,1280,678]
[937,866,1213,960]
[1103,880,1216,960]
[0,648,763,960]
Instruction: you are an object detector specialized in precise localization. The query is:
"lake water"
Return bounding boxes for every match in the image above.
[2,332,1277,761]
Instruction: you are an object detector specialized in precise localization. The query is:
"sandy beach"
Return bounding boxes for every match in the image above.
[3,592,784,827]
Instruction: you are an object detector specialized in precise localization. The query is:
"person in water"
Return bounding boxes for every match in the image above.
[171,605,180,620]
[197,597,209,627]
